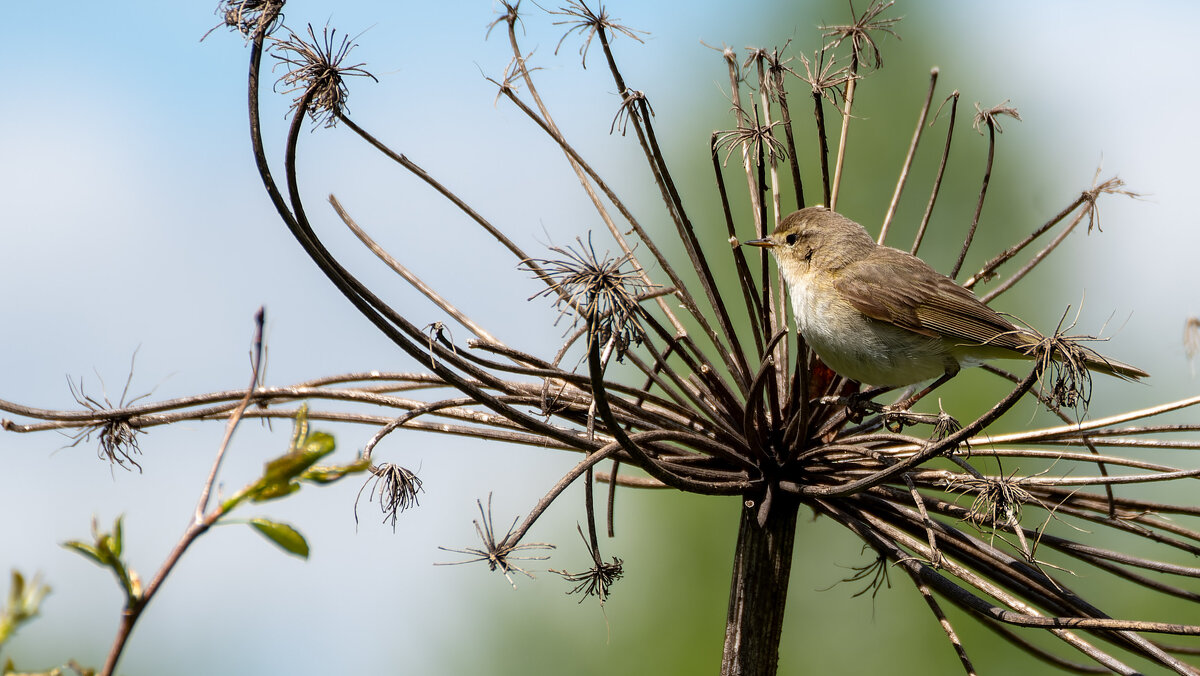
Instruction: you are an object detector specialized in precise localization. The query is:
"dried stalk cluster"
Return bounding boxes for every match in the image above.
[6,0,1200,673]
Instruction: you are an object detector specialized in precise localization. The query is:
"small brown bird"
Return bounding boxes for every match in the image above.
[745,206,1147,387]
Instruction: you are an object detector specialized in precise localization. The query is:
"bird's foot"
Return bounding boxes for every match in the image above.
[879,406,942,433]
[819,391,885,423]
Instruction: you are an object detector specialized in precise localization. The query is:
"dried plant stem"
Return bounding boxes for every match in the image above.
[977,199,1091,303]
[329,194,499,345]
[496,15,692,342]
[101,311,265,676]
[267,77,596,456]
[600,41,754,393]
[751,55,783,227]
[711,132,767,359]
[843,503,1193,674]
[963,191,1087,289]
[950,113,999,279]
[901,566,977,675]
[721,494,799,676]
[332,114,535,271]
[798,367,1039,498]
[911,91,959,255]
[813,89,833,206]
[878,67,938,244]
[496,87,747,405]
[774,70,806,210]
[720,48,764,233]
[828,60,858,211]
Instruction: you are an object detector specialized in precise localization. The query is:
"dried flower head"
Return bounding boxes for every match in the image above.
[1080,171,1141,234]
[525,236,650,358]
[715,116,788,166]
[436,495,554,588]
[610,88,653,136]
[355,463,424,531]
[63,364,150,472]
[548,0,646,68]
[549,525,624,602]
[211,0,284,39]
[486,0,523,41]
[1024,316,1119,413]
[837,551,891,600]
[743,44,796,103]
[797,48,853,105]
[821,0,900,70]
[954,471,1034,533]
[972,100,1022,134]
[272,24,376,127]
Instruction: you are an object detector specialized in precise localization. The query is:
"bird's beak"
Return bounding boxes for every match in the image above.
[742,237,774,248]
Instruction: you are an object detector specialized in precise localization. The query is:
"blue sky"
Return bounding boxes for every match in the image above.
[4,2,1199,673]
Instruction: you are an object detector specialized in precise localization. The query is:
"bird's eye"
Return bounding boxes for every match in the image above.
[784,232,798,246]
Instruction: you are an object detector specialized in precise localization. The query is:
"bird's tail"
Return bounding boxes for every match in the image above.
[1009,330,1148,381]
[1081,353,1149,381]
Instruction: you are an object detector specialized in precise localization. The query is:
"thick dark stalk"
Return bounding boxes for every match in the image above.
[712,133,767,359]
[587,333,752,495]
[774,68,806,209]
[812,90,832,206]
[595,30,752,394]
[721,493,799,676]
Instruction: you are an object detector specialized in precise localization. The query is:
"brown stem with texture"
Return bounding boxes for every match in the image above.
[721,492,799,676]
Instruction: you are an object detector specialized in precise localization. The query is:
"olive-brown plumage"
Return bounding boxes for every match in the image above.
[745,206,1147,386]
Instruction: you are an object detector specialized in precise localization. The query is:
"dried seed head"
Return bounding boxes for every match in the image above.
[553,557,624,603]
[821,0,901,71]
[212,0,284,39]
[64,371,148,473]
[272,24,377,127]
[798,48,853,105]
[972,100,1022,134]
[743,44,796,103]
[715,116,788,166]
[525,235,650,359]
[355,463,424,532]
[610,88,653,136]
[548,0,647,68]
[436,495,554,588]
[1080,172,1142,233]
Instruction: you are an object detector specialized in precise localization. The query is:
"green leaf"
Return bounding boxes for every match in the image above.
[262,432,336,485]
[61,516,139,605]
[111,515,124,557]
[301,430,336,456]
[248,518,310,559]
[301,455,371,484]
[250,481,301,503]
[62,541,105,566]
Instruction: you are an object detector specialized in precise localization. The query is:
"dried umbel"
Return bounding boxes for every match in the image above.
[6,1,1200,675]
[272,24,376,127]
[210,0,284,39]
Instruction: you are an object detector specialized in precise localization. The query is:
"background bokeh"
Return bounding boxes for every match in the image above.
[3,1,1198,674]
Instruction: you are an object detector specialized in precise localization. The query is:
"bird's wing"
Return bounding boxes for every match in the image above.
[833,247,1033,351]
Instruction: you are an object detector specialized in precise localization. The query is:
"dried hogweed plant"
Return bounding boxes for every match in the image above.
[5,1,1200,674]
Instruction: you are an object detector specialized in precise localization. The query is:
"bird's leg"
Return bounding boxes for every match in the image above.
[819,385,889,423]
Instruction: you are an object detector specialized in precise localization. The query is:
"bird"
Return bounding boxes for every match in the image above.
[743,206,1147,388]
